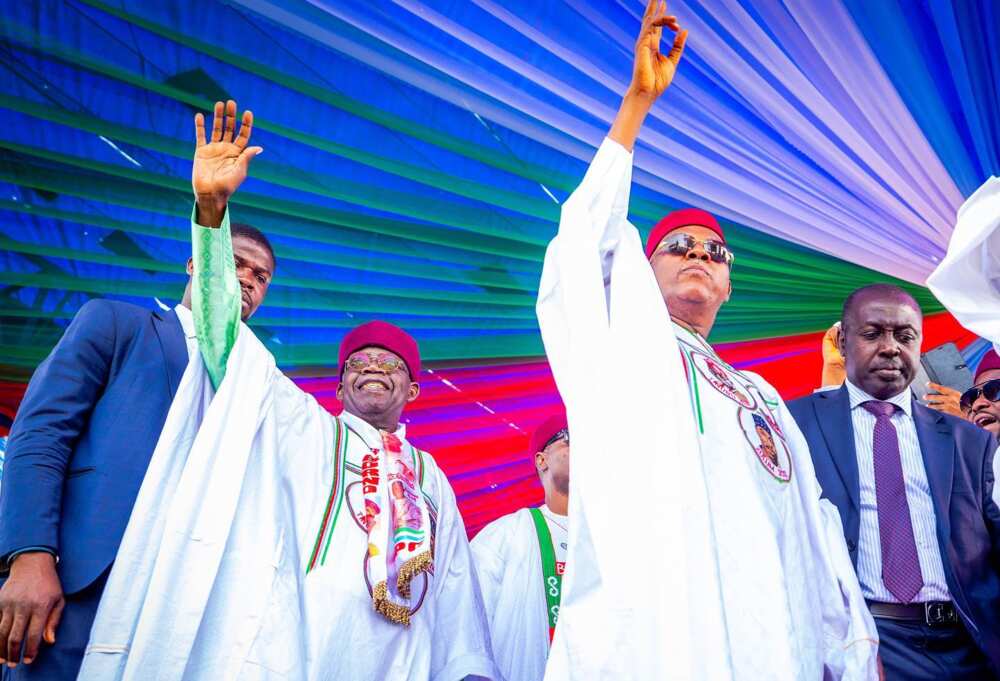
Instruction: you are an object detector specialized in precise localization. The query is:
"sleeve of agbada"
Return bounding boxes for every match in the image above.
[190,204,242,389]
[426,463,503,681]
[926,176,1000,353]
[536,137,634,381]
[769,392,879,679]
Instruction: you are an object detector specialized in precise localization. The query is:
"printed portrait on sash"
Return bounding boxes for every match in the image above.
[687,349,758,410]
[737,408,792,483]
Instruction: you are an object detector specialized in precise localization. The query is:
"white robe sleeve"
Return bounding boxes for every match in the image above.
[426,464,502,681]
[927,176,1000,353]
[469,519,509,642]
[470,512,548,681]
[764,385,879,680]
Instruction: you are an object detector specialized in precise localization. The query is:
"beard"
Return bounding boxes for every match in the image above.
[551,470,570,496]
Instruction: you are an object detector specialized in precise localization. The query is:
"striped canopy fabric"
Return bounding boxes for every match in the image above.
[0,0,996,533]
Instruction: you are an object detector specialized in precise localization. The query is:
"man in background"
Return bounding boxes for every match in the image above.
[961,349,1000,437]
[472,410,569,681]
[789,284,1000,679]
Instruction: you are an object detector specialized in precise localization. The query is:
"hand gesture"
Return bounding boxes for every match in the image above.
[192,100,262,227]
[609,1,687,150]
[629,0,688,102]
[924,382,964,418]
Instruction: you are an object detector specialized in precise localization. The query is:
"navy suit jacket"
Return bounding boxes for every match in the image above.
[0,300,187,594]
[788,385,1000,670]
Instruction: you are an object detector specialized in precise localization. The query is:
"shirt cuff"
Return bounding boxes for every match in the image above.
[191,203,230,231]
[2,546,58,573]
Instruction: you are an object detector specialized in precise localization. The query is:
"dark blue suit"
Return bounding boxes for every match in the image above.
[0,300,187,678]
[789,385,1000,678]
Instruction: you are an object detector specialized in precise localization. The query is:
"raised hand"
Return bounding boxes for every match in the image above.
[192,100,263,228]
[629,0,687,102]
[609,0,687,151]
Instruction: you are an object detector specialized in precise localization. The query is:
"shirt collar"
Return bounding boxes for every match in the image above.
[845,379,913,417]
[173,304,196,340]
[340,408,407,447]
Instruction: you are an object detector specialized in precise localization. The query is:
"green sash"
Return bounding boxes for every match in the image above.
[529,507,562,644]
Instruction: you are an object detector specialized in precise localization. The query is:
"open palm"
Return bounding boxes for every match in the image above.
[192,100,262,205]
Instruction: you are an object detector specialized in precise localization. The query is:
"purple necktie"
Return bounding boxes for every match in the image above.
[862,400,924,603]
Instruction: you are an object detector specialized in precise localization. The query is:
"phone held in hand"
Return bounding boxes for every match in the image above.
[912,342,973,401]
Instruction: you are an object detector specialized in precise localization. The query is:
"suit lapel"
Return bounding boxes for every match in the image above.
[911,400,955,545]
[152,308,188,398]
[815,386,861,512]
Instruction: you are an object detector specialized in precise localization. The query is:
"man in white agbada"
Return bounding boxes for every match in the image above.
[471,409,570,681]
[76,100,499,681]
[536,3,879,679]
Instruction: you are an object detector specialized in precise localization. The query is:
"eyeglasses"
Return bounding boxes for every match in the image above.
[543,428,570,450]
[960,379,1000,412]
[344,352,407,374]
[653,233,734,268]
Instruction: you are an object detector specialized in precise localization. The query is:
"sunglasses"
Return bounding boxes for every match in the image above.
[960,379,1000,412]
[654,233,734,268]
[543,428,570,450]
[344,352,407,374]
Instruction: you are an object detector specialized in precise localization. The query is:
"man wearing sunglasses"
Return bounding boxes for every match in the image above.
[962,350,1000,437]
[535,2,877,678]
[472,410,570,681]
[789,284,1000,679]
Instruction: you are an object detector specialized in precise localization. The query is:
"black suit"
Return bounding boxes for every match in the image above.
[789,385,1000,678]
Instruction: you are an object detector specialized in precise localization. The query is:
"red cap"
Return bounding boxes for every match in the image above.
[974,349,1000,383]
[644,208,725,260]
[529,409,568,455]
[338,321,421,378]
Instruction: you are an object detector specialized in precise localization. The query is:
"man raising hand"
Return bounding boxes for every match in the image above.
[536,2,878,678]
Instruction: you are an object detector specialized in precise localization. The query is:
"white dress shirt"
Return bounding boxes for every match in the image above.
[173,304,198,359]
[845,380,951,602]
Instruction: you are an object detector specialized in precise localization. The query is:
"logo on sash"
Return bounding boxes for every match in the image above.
[738,408,792,483]
[689,351,758,410]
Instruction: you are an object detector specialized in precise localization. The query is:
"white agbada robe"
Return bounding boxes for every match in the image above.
[298,408,499,681]
[79,213,499,680]
[537,137,878,680]
[927,177,1000,352]
[471,505,568,681]
[926,175,1000,507]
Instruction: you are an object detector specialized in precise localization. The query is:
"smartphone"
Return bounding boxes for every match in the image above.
[913,342,973,401]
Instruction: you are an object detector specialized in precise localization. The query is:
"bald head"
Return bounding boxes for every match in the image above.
[842,284,922,331]
[838,284,923,400]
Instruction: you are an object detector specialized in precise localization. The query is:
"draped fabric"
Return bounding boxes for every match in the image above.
[0,0,995,533]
